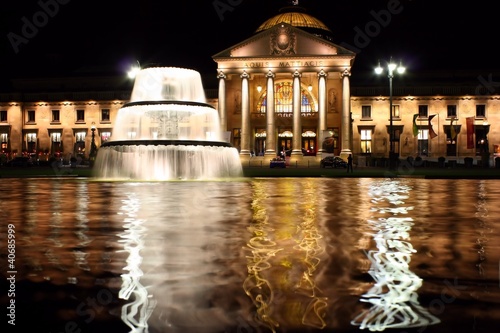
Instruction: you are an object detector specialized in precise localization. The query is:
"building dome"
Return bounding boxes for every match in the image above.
[255,3,333,41]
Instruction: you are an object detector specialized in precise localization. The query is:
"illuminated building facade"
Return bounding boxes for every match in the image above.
[0,4,498,166]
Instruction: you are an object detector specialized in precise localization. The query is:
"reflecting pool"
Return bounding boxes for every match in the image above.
[1,177,499,333]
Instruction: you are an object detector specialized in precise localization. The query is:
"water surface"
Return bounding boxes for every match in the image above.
[1,177,499,333]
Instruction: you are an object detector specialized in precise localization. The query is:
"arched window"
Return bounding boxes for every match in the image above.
[256,81,315,114]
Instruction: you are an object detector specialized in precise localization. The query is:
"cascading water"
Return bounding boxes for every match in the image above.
[93,67,243,180]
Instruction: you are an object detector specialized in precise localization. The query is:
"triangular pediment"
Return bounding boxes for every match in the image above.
[213,23,355,60]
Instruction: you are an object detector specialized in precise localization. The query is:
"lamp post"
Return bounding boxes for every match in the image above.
[127,60,141,79]
[375,58,405,169]
[90,123,97,164]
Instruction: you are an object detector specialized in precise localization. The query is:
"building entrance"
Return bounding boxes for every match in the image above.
[278,138,292,157]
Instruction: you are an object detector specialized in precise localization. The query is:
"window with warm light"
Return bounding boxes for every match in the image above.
[1,133,8,151]
[256,81,315,115]
[26,133,37,152]
[74,131,86,155]
[392,104,400,119]
[101,132,111,142]
[360,129,372,153]
[417,129,429,156]
[51,132,62,154]
[76,132,86,142]
[51,132,61,143]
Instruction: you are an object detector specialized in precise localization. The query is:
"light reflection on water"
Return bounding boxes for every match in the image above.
[1,178,500,333]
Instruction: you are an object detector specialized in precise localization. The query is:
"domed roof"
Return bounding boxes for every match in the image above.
[256,4,333,41]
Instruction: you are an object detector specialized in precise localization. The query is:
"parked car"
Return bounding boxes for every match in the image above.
[5,157,33,167]
[320,156,347,168]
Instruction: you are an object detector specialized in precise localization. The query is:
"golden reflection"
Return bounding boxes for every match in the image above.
[352,180,440,331]
[244,179,327,332]
[475,180,490,277]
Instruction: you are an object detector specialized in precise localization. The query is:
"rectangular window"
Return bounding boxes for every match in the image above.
[0,110,7,122]
[447,105,457,118]
[476,104,486,118]
[361,105,371,119]
[75,131,86,155]
[418,105,428,118]
[101,132,111,142]
[52,132,61,142]
[27,110,35,123]
[1,133,7,151]
[76,109,85,122]
[101,109,110,122]
[52,110,60,122]
[26,133,37,153]
[360,129,372,154]
[51,132,62,154]
[392,105,400,119]
[417,129,429,156]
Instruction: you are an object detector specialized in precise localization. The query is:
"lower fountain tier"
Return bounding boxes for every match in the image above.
[93,141,243,180]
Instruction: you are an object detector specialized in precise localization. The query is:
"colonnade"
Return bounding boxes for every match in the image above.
[217,68,352,158]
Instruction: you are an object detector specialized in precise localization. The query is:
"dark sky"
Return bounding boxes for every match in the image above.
[1,0,499,89]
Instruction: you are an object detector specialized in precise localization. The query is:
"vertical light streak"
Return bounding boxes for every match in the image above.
[351,180,440,331]
[118,193,156,332]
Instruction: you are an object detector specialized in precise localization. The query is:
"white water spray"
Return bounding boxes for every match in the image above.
[93,67,242,180]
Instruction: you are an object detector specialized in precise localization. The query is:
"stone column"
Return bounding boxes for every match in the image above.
[291,70,302,156]
[217,71,227,133]
[340,68,352,160]
[240,71,251,156]
[316,69,328,156]
[265,70,276,156]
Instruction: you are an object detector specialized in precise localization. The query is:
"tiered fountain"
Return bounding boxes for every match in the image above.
[93,66,242,180]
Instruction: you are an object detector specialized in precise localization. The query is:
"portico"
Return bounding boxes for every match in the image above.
[213,22,356,165]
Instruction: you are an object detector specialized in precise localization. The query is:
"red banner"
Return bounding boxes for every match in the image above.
[428,114,438,139]
[466,117,474,149]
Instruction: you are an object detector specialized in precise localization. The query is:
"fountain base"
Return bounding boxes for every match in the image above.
[94,141,242,181]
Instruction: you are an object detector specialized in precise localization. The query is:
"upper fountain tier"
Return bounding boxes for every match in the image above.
[130,67,206,103]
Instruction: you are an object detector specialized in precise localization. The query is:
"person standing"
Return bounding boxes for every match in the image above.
[347,154,353,173]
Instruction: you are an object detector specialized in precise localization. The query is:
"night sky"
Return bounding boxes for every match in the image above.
[1,0,499,90]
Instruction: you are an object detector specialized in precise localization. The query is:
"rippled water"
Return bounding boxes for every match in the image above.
[1,177,499,333]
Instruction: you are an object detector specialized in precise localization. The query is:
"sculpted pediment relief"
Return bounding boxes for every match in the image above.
[213,23,354,59]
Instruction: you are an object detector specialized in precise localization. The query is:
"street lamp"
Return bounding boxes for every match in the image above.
[127,60,141,79]
[375,58,405,169]
[90,122,97,164]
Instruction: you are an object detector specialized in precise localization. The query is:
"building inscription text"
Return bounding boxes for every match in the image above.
[244,61,324,68]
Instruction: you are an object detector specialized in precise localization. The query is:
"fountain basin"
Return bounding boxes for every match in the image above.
[93,66,243,180]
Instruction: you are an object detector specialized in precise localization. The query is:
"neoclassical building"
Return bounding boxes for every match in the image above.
[213,6,355,166]
[0,4,498,166]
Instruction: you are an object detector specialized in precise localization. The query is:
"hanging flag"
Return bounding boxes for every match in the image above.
[428,114,438,139]
[412,114,419,137]
[466,117,474,149]
[450,117,457,140]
